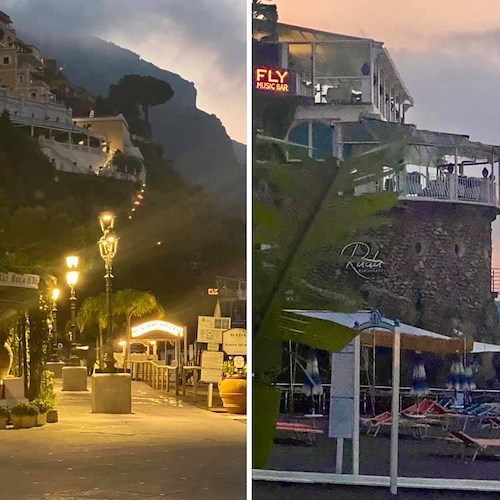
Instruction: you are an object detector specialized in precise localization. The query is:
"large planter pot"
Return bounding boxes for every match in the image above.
[36,413,47,426]
[21,415,36,428]
[0,342,13,380]
[11,415,23,429]
[219,377,247,414]
[0,416,7,429]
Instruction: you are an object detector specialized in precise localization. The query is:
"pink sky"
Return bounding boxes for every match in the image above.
[277,0,500,268]
[278,0,500,51]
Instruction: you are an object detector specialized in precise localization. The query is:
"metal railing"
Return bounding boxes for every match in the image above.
[275,382,500,415]
[356,171,499,208]
[126,360,180,396]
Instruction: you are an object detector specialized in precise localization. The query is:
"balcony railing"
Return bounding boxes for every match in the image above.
[356,169,499,209]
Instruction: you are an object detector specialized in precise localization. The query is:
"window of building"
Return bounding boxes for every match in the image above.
[18,74,24,84]
[2,56,10,65]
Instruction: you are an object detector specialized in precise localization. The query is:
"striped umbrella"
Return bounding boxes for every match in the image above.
[447,361,467,391]
[410,362,429,397]
[464,364,476,392]
[302,349,323,398]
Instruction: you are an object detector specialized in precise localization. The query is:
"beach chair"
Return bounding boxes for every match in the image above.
[450,430,500,461]
[275,421,324,445]
[361,411,392,437]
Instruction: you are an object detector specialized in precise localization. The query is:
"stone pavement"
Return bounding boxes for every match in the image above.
[0,379,246,499]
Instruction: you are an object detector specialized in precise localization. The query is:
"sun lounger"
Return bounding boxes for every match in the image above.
[450,430,500,461]
[361,411,429,438]
[275,421,324,445]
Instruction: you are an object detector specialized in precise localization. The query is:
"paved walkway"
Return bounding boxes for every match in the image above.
[0,379,246,499]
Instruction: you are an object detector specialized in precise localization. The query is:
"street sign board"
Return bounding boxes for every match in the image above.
[222,328,247,355]
[200,351,223,383]
[197,316,231,343]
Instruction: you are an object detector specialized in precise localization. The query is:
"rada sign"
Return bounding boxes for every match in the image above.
[254,66,290,93]
[223,328,247,355]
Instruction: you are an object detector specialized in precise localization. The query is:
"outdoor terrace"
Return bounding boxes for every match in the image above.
[255,23,414,124]
[345,119,500,211]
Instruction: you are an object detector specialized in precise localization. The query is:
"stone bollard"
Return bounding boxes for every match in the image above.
[91,373,132,414]
[46,361,65,379]
[62,366,88,391]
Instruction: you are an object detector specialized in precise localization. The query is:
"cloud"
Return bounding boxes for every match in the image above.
[391,29,500,264]
[3,0,247,142]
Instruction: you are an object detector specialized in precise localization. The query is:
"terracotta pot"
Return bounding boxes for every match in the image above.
[219,377,247,414]
[36,413,47,426]
[0,342,13,380]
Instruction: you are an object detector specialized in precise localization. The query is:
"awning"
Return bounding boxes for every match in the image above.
[283,310,474,354]
[472,342,500,353]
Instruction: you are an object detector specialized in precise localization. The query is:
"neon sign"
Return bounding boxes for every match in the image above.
[131,320,184,338]
[254,66,290,93]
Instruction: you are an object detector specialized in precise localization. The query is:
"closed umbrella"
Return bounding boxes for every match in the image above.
[301,349,323,413]
[447,361,466,391]
[410,362,429,397]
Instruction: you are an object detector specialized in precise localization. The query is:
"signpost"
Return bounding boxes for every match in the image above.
[197,316,231,343]
[200,350,224,408]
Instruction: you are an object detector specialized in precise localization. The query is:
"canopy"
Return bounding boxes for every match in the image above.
[283,310,474,354]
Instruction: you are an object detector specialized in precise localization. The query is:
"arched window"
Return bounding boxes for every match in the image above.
[18,74,24,84]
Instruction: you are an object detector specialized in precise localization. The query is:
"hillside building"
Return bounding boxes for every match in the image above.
[0,9,145,184]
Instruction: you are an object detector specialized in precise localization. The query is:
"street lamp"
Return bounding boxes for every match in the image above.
[65,256,79,343]
[51,287,60,349]
[98,212,119,372]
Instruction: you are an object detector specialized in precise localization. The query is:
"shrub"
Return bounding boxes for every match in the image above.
[39,370,56,408]
[31,398,51,413]
[0,406,10,418]
[27,404,40,417]
[10,403,29,416]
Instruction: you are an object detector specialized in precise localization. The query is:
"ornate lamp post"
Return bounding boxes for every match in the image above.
[65,256,79,343]
[98,212,119,372]
[51,287,60,349]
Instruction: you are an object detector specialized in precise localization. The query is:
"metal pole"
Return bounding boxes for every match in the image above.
[52,305,58,347]
[183,326,188,366]
[103,260,115,372]
[390,324,401,495]
[353,334,361,475]
[336,438,344,474]
[69,287,76,343]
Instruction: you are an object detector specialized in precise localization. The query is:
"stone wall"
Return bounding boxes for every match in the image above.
[358,201,499,342]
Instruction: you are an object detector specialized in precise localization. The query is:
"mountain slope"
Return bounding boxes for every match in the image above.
[17,29,246,215]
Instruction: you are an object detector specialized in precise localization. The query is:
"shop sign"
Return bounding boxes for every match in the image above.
[254,66,290,93]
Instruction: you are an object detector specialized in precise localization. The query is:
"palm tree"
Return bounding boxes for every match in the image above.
[76,294,107,368]
[114,289,163,363]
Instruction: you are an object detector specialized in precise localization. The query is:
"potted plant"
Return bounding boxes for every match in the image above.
[31,399,51,426]
[10,403,28,429]
[0,406,10,429]
[219,356,247,415]
[24,404,39,428]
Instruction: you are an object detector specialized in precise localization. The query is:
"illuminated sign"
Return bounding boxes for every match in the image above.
[208,288,219,295]
[254,66,290,93]
[131,320,184,338]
